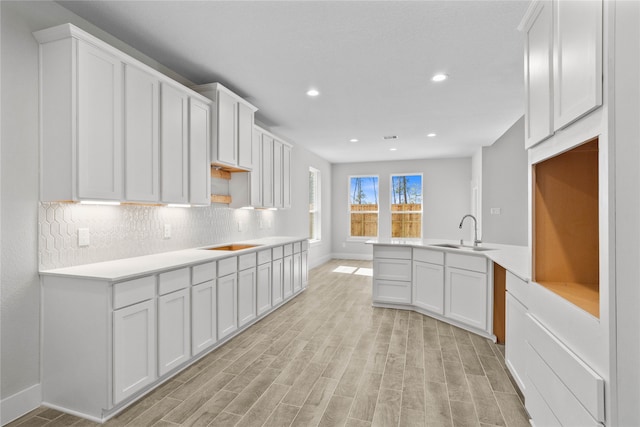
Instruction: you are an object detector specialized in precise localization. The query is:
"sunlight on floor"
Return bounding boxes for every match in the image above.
[354,267,373,276]
[332,265,372,276]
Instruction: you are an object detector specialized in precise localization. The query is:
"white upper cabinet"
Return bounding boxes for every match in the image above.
[282,145,292,209]
[124,65,160,203]
[519,0,602,148]
[192,83,258,171]
[160,84,189,204]
[261,134,274,208]
[273,139,283,208]
[189,98,211,206]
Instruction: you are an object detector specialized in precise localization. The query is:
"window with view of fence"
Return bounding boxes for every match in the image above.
[349,176,379,237]
[391,174,422,238]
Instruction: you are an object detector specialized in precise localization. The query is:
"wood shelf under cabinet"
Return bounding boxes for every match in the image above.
[533,138,599,317]
[211,194,231,204]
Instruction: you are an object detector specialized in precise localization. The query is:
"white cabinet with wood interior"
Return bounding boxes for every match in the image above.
[191,83,257,171]
[191,262,217,356]
[217,257,238,340]
[257,250,272,315]
[160,83,189,204]
[238,253,257,327]
[189,98,211,205]
[157,268,191,376]
[412,248,445,315]
[123,64,159,203]
[519,0,603,148]
[444,253,490,332]
[272,246,284,306]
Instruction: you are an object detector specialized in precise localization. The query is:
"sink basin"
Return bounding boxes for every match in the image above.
[202,244,261,251]
[429,243,495,252]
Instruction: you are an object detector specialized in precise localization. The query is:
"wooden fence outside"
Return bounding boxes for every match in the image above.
[350,204,421,237]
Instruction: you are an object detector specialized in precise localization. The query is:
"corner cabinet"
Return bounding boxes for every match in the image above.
[519,0,603,148]
[34,24,211,205]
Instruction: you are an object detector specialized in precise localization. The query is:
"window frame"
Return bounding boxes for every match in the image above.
[309,167,321,242]
[348,175,380,239]
[389,173,423,239]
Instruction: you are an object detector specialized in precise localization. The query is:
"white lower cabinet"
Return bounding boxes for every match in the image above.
[217,273,238,339]
[283,255,293,298]
[158,288,191,376]
[113,299,156,403]
[257,262,272,315]
[293,252,302,292]
[272,256,284,305]
[444,267,488,331]
[238,267,257,327]
[301,250,309,288]
[412,261,444,314]
[505,271,529,395]
[191,280,217,356]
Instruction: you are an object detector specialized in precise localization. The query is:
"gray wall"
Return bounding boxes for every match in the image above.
[481,117,527,245]
[331,158,472,258]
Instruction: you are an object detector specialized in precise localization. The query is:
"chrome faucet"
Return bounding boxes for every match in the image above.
[459,214,481,246]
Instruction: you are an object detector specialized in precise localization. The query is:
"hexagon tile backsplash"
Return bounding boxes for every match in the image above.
[38,202,277,270]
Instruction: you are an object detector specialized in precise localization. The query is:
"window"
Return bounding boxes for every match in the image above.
[309,168,321,241]
[391,174,422,238]
[349,176,379,237]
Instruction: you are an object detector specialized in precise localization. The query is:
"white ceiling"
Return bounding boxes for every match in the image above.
[57,0,529,164]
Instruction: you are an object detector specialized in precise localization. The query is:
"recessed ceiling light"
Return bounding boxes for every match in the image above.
[383,135,398,140]
[427,133,437,137]
[306,89,320,97]
[390,148,397,151]
[432,74,448,82]
[349,138,359,143]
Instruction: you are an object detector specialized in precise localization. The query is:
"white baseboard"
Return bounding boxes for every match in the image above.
[1,383,41,426]
[331,252,373,261]
[309,253,332,269]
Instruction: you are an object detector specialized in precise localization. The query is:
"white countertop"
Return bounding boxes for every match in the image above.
[40,236,307,282]
[368,238,530,281]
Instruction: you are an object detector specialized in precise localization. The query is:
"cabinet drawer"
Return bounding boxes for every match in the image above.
[446,253,487,273]
[257,249,272,265]
[114,275,156,309]
[159,268,190,295]
[239,253,256,271]
[218,257,237,277]
[373,279,411,304]
[293,242,301,253]
[506,271,528,306]
[302,240,309,251]
[272,246,284,260]
[192,262,216,285]
[284,244,293,256]
[526,314,604,422]
[413,248,444,265]
[373,259,411,281]
[373,245,412,260]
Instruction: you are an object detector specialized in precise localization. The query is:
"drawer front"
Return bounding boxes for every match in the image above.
[272,246,284,260]
[373,259,411,281]
[526,314,604,422]
[373,245,412,260]
[413,248,444,265]
[284,244,293,257]
[192,262,216,285]
[114,275,156,309]
[446,253,487,273]
[524,374,562,427]
[218,257,238,277]
[373,279,411,304]
[257,249,272,265]
[506,271,528,306]
[293,242,301,253]
[238,253,257,271]
[302,240,309,251]
[159,268,190,295]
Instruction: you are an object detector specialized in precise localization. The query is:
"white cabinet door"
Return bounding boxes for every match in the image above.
[160,83,189,203]
[257,262,272,316]
[272,257,284,305]
[217,274,238,339]
[444,267,488,331]
[293,252,302,292]
[189,97,211,205]
[77,40,123,200]
[301,250,308,288]
[113,299,156,403]
[191,280,216,356]
[158,288,190,376]
[282,145,292,209]
[273,139,283,208]
[553,0,602,130]
[237,102,254,170]
[238,267,257,327]
[250,130,262,206]
[261,135,274,207]
[283,255,293,298]
[523,0,553,148]
[124,64,159,202]
[216,90,236,166]
[506,292,528,393]
[412,261,444,315]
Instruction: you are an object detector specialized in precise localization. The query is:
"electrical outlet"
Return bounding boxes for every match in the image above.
[490,208,501,215]
[78,228,90,247]
[164,224,171,239]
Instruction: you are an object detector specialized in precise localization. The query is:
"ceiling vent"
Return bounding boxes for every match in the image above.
[383,135,398,140]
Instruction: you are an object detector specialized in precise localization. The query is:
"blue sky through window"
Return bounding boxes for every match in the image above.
[350,176,379,205]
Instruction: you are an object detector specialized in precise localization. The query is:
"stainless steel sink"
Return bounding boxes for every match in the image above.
[202,244,261,251]
[429,243,495,252]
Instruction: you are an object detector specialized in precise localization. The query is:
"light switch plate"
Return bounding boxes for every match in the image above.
[490,208,502,215]
[164,224,171,239]
[78,228,90,247]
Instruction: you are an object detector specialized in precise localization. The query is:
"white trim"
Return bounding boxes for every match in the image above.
[1,384,42,425]
[331,252,373,261]
[309,253,332,270]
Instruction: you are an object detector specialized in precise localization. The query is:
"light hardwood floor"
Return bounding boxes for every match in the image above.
[8,259,529,427]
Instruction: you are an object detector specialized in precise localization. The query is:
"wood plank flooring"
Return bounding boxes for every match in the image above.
[8,259,529,427]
